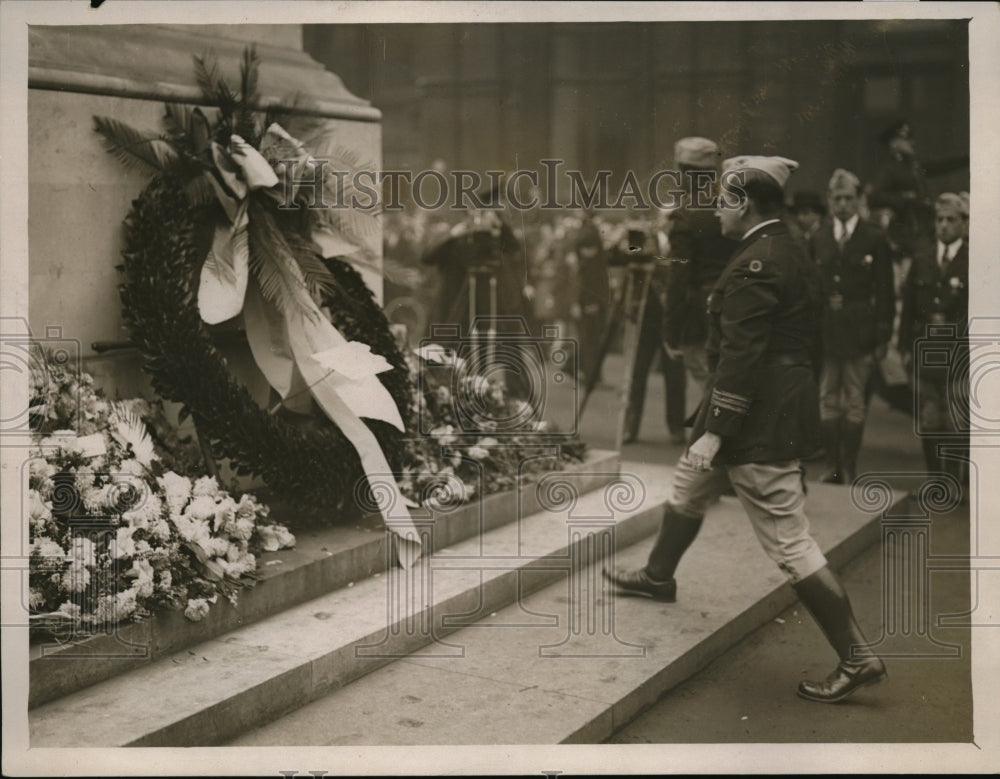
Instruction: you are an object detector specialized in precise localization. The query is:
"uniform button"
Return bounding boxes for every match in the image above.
[833,275,840,283]
[934,297,940,304]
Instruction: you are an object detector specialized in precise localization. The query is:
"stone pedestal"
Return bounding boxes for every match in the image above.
[28,24,382,400]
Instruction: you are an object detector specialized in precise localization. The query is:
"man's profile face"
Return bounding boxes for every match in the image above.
[715,197,746,239]
[935,208,966,245]
[828,184,859,223]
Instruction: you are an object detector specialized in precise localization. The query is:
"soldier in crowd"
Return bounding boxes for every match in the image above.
[811,169,895,484]
[898,192,970,500]
[663,137,740,391]
[605,156,887,704]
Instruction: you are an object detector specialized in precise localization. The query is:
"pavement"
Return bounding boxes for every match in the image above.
[575,352,974,745]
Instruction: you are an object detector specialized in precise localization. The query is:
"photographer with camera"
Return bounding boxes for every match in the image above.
[421,186,536,400]
[613,220,688,446]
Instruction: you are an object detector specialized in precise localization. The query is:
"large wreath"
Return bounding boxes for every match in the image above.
[101,47,412,524]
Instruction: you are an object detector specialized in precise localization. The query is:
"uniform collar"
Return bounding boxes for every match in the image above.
[740,218,783,242]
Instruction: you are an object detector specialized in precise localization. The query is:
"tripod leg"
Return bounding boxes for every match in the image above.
[615,265,653,453]
[576,287,625,422]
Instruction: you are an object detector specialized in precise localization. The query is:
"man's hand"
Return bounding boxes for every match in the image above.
[664,342,684,362]
[687,432,722,471]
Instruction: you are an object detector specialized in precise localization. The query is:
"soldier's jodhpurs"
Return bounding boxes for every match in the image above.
[646,451,828,583]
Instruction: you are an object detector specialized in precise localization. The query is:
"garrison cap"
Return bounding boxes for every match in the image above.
[674,137,721,169]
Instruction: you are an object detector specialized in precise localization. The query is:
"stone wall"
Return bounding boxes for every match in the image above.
[28,24,382,401]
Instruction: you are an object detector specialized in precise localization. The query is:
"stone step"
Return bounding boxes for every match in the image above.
[228,480,887,746]
[28,448,620,708]
[29,460,671,747]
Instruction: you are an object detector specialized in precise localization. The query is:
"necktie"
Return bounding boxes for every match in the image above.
[836,221,848,251]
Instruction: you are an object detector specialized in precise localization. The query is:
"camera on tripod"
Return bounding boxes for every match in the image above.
[458,228,504,272]
[607,228,656,268]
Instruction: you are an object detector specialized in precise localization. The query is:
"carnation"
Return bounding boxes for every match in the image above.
[184,597,211,622]
[29,458,56,487]
[32,536,66,560]
[61,561,91,593]
[157,471,192,517]
[113,526,137,559]
[213,499,236,534]
[192,475,220,498]
[129,559,155,598]
[184,494,218,523]
[121,491,163,530]
[29,588,45,610]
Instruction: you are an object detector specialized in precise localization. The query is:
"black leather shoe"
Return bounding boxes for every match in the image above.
[602,567,677,602]
[797,657,887,703]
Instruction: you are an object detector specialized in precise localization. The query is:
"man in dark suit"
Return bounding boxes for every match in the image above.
[810,169,895,484]
[605,156,886,704]
[899,192,970,498]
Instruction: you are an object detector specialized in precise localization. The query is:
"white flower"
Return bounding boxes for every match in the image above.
[117,458,146,477]
[213,499,236,534]
[205,536,231,558]
[128,559,155,598]
[477,437,499,448]
[171,514,211,545]
[157,471,192,517]
[184,597,211,622]
[113,526,137,559]
[184,495,218,523]
[234,493,258,521]
[32,537,66,560]
[192,476,220,498]
[467,446,490,460]
[430,424,457,446]
[28,490,51,521]
[56,601,80,621]
[233,516,255,543]
[115,587,138,619]
[29,458,56,486]
[256,524,282,552]
[61,562,91,593]
[122,491,162,531]
[70,536,96,568]
[149,518,172,542]
[273,525,295,549]
[158,569,172,590]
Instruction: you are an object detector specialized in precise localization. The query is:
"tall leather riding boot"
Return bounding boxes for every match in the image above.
[792,566,886,703]
[840,421,865,484]
[602,505,703,602]
[820,419,843,484]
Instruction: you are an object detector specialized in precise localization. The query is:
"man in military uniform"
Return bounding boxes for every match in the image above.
[663,137,740,391]
[811,169,895,484]
[899,192,970,498]
[605,157,886,704]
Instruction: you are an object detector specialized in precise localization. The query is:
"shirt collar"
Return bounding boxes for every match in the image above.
[938,237,963,261]
[741,218,782,242]
[836,213,859,240]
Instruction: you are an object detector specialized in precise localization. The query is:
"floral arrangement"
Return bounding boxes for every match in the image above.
[96,45,413,531]
[398,345,586,508]
[27,348,295,633]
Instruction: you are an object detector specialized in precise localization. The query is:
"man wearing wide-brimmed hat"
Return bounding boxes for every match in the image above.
[606,155,887,704]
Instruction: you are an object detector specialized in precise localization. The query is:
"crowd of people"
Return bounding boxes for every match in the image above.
[383,125,969,707]
[384,122,969,503]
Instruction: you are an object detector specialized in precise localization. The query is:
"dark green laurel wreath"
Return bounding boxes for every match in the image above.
[118,177,412,521]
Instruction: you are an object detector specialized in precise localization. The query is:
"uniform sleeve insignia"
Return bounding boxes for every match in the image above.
[748,259,763,273]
